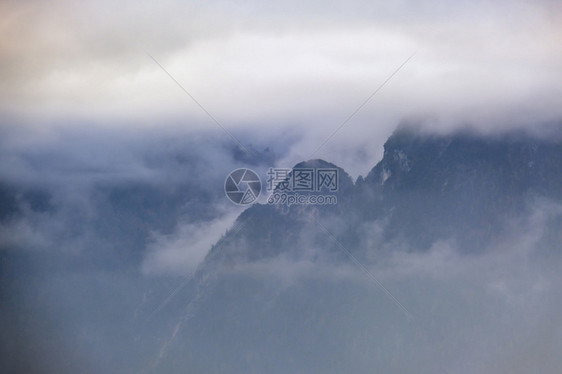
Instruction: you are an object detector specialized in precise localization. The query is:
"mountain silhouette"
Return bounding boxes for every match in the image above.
[146,126,562,373]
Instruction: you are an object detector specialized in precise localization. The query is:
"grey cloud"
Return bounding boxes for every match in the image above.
[0,124,290,261]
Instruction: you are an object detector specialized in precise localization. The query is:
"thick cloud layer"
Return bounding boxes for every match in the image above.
[2,0,561,175]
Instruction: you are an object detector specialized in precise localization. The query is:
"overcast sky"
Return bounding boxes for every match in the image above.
[1,0,561,173]
[2,5,562,370]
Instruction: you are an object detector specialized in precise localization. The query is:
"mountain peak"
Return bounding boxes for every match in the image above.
[292,159,341,169]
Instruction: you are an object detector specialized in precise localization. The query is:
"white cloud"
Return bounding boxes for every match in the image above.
[142,209,240,275]
[3,0,560,177]
[2,0,560,132]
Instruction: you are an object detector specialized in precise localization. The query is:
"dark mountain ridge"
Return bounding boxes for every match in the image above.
[150,126,562,374]
[207,126,562,267]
